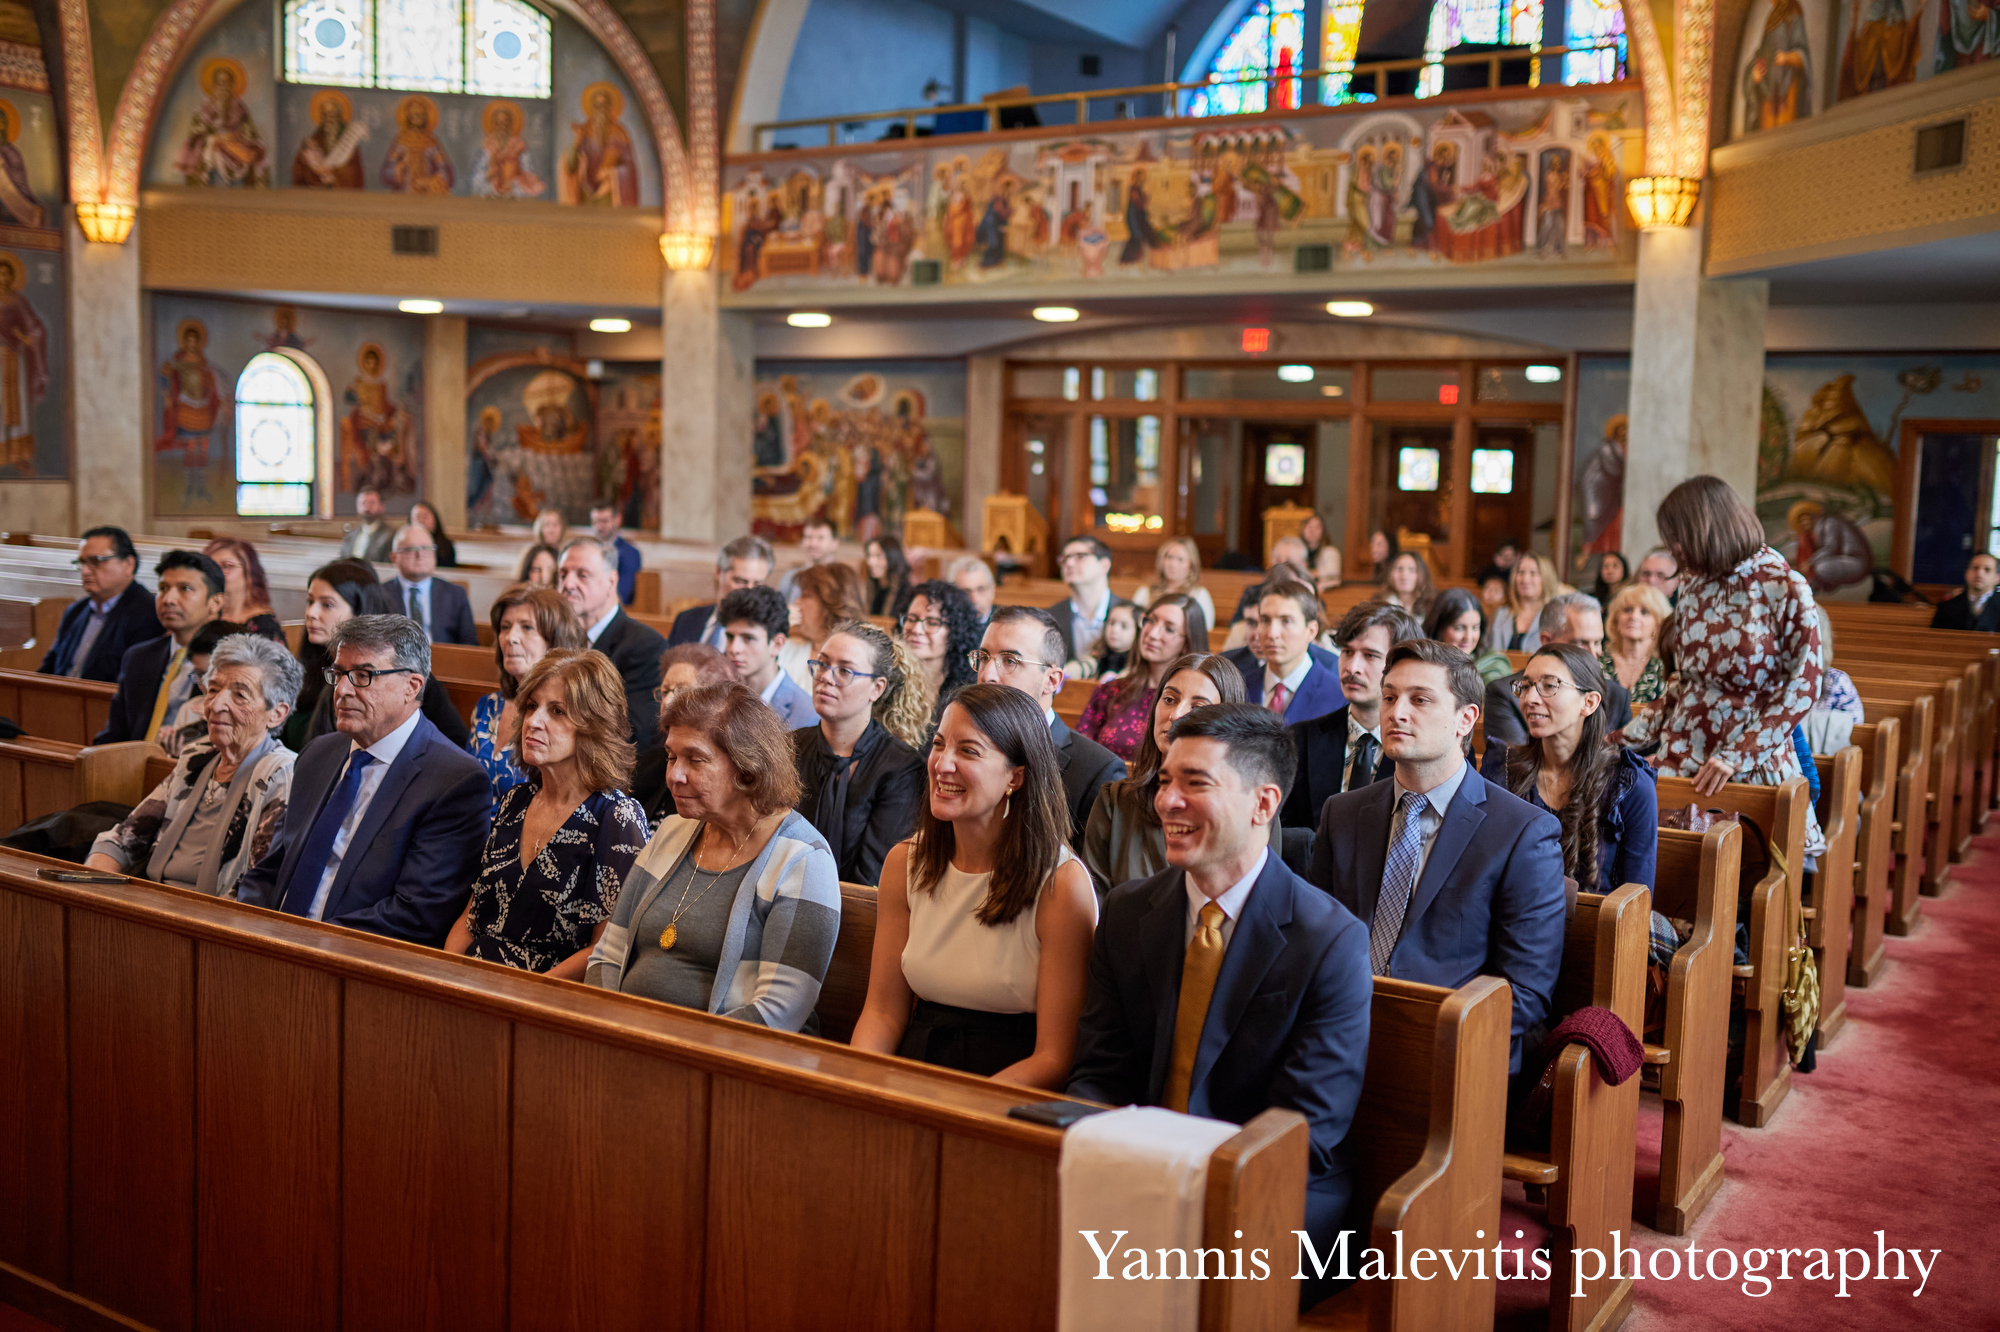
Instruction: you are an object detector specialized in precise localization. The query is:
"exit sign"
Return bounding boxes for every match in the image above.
[1241,328,1271,354]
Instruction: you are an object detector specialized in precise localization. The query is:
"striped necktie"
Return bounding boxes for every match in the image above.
[1370,791,1432,975]
[1267,682,1289,717]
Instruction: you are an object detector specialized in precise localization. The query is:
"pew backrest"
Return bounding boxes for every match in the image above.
[821,883,879,1044]
[0,668,117,745]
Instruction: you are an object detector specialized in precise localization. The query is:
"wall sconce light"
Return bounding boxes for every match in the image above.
[659,231,715,270]
[76,202,136,244]
[1624,177,1702,229]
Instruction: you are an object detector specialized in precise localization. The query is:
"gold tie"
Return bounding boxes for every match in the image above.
[1163,902,1227,1113]
[145,645,188,744]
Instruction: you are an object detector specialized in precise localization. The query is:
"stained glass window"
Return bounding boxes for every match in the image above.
[235,353,316,517]
[1319,0,1367,102]
[281,0,551,96]
[1563,0,1626,84]
[1187,0,1306,117]
[1418,0,1544,96]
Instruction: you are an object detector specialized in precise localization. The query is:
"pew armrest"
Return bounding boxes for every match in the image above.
[1502,1152,1559,1185]
[76,741,165,808]
[1642,1044,1672,1066]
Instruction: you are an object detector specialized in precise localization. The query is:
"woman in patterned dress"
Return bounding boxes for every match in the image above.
[1621,476,1825,848]
[1073,594,1209,763]
[470,584,587,808]
[447,650,648,977]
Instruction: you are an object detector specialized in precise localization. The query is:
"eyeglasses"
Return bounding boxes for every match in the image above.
[72,553,125,569]
[968,649,1051,675]
[324,665,419,689]
[1058,551,1100,566]
[807,659,883,687]
[1510,676,1593,700]
[397,544,437,555]
[652,682,685,703]
[901,614,946,633]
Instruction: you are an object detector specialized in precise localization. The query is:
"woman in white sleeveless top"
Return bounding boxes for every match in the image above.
[851,683,1098,1087]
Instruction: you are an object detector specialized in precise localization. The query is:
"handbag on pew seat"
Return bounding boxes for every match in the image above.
[1,801,133,863]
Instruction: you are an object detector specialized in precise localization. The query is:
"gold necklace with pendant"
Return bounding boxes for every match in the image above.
[658,820,753,950]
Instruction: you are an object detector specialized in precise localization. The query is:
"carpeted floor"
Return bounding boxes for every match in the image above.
[1495,828,2000,1331]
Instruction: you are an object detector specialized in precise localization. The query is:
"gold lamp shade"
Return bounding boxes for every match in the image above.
[658,231,715,271]
[76,202,137,244]
[1624,176,1702,230]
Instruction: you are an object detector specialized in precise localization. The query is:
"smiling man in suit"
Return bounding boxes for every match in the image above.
[1067,703,1372,1311]
[1238,579,1345,724]
[1047,535,1131,668]
[974,605,1126,841]
[561,536,667,748]
[1306,639,1565,1074]
[41,526,161,681]
[236,615,490,946]
[1281,600,1422,832]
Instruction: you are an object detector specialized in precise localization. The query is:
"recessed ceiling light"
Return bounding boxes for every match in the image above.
[1032,306,1080,322]
[589,317,632,333]
[787,312,832,328]
[1325,301,1374,318]
[399,299,444,314]
[1277,364,1315,383]
[1525,364,1563,383]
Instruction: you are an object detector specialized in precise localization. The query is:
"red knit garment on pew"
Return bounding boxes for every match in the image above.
[1542,1005,1647,1085]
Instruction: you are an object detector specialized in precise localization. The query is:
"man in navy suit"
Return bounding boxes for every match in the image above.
[563,537,668,749]
[590,502,644,606]
[1238,579,1344,724]
[1221,579,1337,685]
[1067,703,1372,1311]
[1931,553,2000,632]
[974,605,1126,841]
[667,535,774,649]
[361,525,479,644]
[1282,600,1422,832]
[1307,639,1565,1073]
[95,550,225,745]
[237,615,490,946]
[40,526,161,681]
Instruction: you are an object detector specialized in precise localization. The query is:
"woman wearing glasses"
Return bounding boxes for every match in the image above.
[469,584,587,807]
[896,579,980,726]
[791,621,927,885]
[283,558,471,751]
[1480,641,1656,893]
[1072,593,1209,763]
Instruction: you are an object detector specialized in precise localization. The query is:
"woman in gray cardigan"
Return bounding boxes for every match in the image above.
[1079,652,1282,898]
[587,682,840,1032]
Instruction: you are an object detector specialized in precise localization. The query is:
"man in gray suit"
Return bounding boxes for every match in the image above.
[337,487,397,563]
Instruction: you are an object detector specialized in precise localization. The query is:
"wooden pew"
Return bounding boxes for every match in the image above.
[1856,697,1931,935]
[1647,823,1740,1234]
[1502,882,1647,1332]
[821,883,880,1044]
[1055,676,1094,725]
[1844,721,1897,988]
[0,668,117,745]
[1656,774,1807,1129]
[1849,675,1958,882]
[1806,746,1860,1047]
[0,739,160,834]
[1834,626,1997,827]
[1301,975,1512,1332]
[1842,657,1980,857]
[0,853,1310,1332]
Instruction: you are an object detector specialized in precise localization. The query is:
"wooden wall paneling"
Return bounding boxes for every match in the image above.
[67,911,197,1332]
[196,944,341,1332]
[934,1134,1058,1332]
[0,888,67,1284]
[705,1076,938,1331]
[509,1024,709,1331]
[342,981,511,1332]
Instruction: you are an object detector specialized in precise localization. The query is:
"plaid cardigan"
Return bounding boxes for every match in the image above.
[586,809,841,1032]
[89,737,295,898]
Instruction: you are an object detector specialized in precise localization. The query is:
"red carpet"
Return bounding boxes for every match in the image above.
[1496,828,2000,1330]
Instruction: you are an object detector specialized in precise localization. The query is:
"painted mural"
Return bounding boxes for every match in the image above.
[1829,0,1995,102]
[150,298,426,517]
[1569,356,1631,580]
[145,3,659,205]
[0,2,62,482]
[721,95,1643,294]
[463,325,659,528]
[749,361,965,544]
[1732,0,1828,136]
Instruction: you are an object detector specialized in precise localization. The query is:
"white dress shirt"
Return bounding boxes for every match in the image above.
[1262,655,1314,708]
[1343,710,1383,791]
[1388,759,1470,888]
[585,604,619,645]
[1068,590,1112,659]
[306,706,424,920]
[1184,847,1268,951]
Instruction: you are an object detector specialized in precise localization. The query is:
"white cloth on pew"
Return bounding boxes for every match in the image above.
[1058,1106,1239,1332]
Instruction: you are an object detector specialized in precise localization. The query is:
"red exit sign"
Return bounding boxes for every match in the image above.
[1241,328,1271,355]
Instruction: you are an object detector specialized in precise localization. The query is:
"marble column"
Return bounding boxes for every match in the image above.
[66,212,146,536]
[658,269,753,544]
[423,315,468,530]
[963,356,1003,550]
[1622,222,1770,558]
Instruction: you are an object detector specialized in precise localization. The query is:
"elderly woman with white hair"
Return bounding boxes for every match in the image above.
[85,633,304,897]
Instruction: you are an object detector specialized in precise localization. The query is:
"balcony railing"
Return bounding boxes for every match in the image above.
[748,40,1629,152]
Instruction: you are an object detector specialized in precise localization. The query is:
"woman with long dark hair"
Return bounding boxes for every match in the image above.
[411,500,459,568]
[850,683,1097,1086]
[1481,642,1656,891]
[1424,587,1513,684]
[1073,593,1210,762]
[201,537,283,641]
[864,535,913,618]
[1381,550,1437,619]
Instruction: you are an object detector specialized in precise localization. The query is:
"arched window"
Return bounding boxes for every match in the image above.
[1187,0,1307,117]
[235,353,318,517]
[284,0,551,97]
[1319,0,1366,102]
[1418,0,1543,96]
[1562,0,1626,84]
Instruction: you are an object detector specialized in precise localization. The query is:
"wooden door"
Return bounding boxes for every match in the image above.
[1467,425,1536,573]
[1237,422,1315,565]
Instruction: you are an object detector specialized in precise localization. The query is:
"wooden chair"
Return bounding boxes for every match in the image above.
[1647,823,1739,1234]
[1856,694,1935,925]
[819,883,879,1044]
[1301,975,1512,1332]
[1655,774,1807,1129]
[1845,720,1898,988]
[1806,746,1860,1047]
[1503,882,1647,1332]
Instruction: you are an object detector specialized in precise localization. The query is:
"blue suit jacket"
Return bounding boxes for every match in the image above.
[236,714,492,946]
[764,670,819,728]
[666,603,718,648]
[614,536,642,605]
[1305,765,1566,1072]
[362,578,480,645]
[1236,653,1346,724]
[40,582,162,682]
[1068,853,1373,1242]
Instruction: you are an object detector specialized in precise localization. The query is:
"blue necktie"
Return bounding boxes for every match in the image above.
[281,750,377,917]
[1370,790,1431,975]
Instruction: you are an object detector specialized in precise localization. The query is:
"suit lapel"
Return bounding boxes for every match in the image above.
[1405,768,1487,931]
[1190,855,1291,1100]
[327,721,432,912]
[1049,716,1076,773]
[1140,874,1188,1102]
[1352,777,1395,923]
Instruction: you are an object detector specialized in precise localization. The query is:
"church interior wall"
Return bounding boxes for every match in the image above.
[0,5,65,487]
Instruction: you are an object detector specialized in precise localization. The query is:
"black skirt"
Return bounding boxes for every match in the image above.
[897,999,1038,1076]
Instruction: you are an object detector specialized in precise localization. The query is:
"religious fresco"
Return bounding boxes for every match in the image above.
[1829,0,1994,102]
[749,361,965,544]
[149,297,425,517]
[720,94,1643,294]
[0,5,64,482]
[145,5,659,205]
[1569,356,1630,581]
[1732,0,1829,136]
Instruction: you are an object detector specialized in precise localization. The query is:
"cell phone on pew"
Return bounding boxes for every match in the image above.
[36,867,126,884]
[1008,1100,1111,1130]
